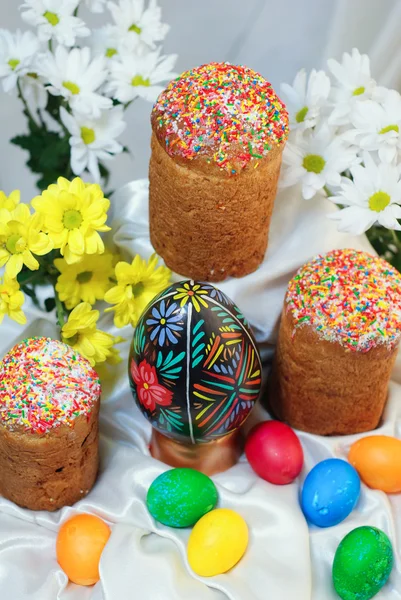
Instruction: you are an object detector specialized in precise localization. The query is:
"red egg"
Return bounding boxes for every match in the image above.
[245,421,304,484]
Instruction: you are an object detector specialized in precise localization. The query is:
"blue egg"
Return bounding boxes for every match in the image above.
[301,458,360,528]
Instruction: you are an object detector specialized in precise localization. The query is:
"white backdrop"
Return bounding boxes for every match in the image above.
[0,0,400,201]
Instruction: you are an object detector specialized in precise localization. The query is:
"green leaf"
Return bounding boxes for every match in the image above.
[44,297,56,312]
[21,284,40,308]
[11,127,71,191]
[99,162,110,185]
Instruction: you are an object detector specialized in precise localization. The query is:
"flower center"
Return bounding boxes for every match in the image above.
[353,86,365,96]
[43,11,60,26]
[131,75,150,87]
[132,282,144,296]
[106,47,117,58]
[77,271,93,284]
[6,234,24,254]
[8,59,20,71]
[368,191,391,212]
[81,127,96,145]
[379,124,399,135]
[63,81,80,95]
[187,290,194,296]
[143,382,149,389]
[295,106,309,123]
[129,24,142,34]
[160,318,166,325]
[302,154,326,174]
[63,209,83,230]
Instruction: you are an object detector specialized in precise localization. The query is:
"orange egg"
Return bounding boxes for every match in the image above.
[56,514,111,586]
[349,435,401,493]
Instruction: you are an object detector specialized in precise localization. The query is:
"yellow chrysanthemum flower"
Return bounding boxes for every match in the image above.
[95,336,125,383]
[0,189,20,211]
[55,252,114,310]
[104,254,171,328]
[0,276,26,325]
[61,302,116,366]
[31,177,111,265]
[0,204,53,278]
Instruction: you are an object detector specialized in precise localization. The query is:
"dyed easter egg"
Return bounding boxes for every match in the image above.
[187,508,248,577]
[333,526,393,600]
[349,435,401,493]
[56,514,111,586]
[301,459,360,527]
[147,467,218,527]
[128,281,262,443]
[245,420,303,484]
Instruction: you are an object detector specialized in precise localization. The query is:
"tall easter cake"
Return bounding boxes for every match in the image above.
[268,249,401,435]
[149,62,289,282]
[0,337,101,511]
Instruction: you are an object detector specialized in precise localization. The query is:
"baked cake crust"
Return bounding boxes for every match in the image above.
[149,62,289,282]
[0,337,101,511]
[267,249,401,435]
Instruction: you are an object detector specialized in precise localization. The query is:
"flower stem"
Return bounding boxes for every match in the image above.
[36,108,45,129]
[391,229,401,251]
[17,79,37,127]
[54,288,66,329]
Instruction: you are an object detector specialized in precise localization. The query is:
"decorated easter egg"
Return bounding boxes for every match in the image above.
[147,467,218,527]
[301,458,360,527]
[245,420,303,484]
[187,508,248,577]
[349,435,401,493]
[56,514,111,586]
[128,281,262,443]
[333,526,393,600]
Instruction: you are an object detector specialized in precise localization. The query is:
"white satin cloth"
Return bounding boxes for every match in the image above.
[1,181,401,600]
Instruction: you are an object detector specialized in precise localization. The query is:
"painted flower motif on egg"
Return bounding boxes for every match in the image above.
[128,281,262,443]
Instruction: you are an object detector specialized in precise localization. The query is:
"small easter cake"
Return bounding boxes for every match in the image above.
[268,249,401,435]
[0,337,101,511]
[149,62,289,282]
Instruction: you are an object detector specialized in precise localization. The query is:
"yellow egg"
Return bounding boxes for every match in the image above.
[349,435,401,493]
[187,508,248,577]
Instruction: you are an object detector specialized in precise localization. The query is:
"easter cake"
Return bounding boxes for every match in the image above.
[268,248,401,435]
[149,62,289,282]
[0,337,101,511]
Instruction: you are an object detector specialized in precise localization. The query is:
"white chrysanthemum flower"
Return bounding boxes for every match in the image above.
[342,90,401,164]
[328,152,401,234]
[107,0,169,51]
[38,46,112,118]
[85,0,107,12]
[20,73,48,110]
[0,29,40,93]
[280,125,360,200]
[328,48,376,126]
[91,25,121,60]
[60,105,126,182]
[280,68,330,130]
[21,0,90,48]
[106,49,177,103]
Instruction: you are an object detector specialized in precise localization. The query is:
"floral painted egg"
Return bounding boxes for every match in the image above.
[128,281,262,443]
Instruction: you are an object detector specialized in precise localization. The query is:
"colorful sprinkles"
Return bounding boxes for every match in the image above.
[152,62,289,174]
[0,337,101,434]
[287,249,401,352]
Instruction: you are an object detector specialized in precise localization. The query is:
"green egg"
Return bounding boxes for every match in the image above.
[146,468,218,528]
[332,526,393,600]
